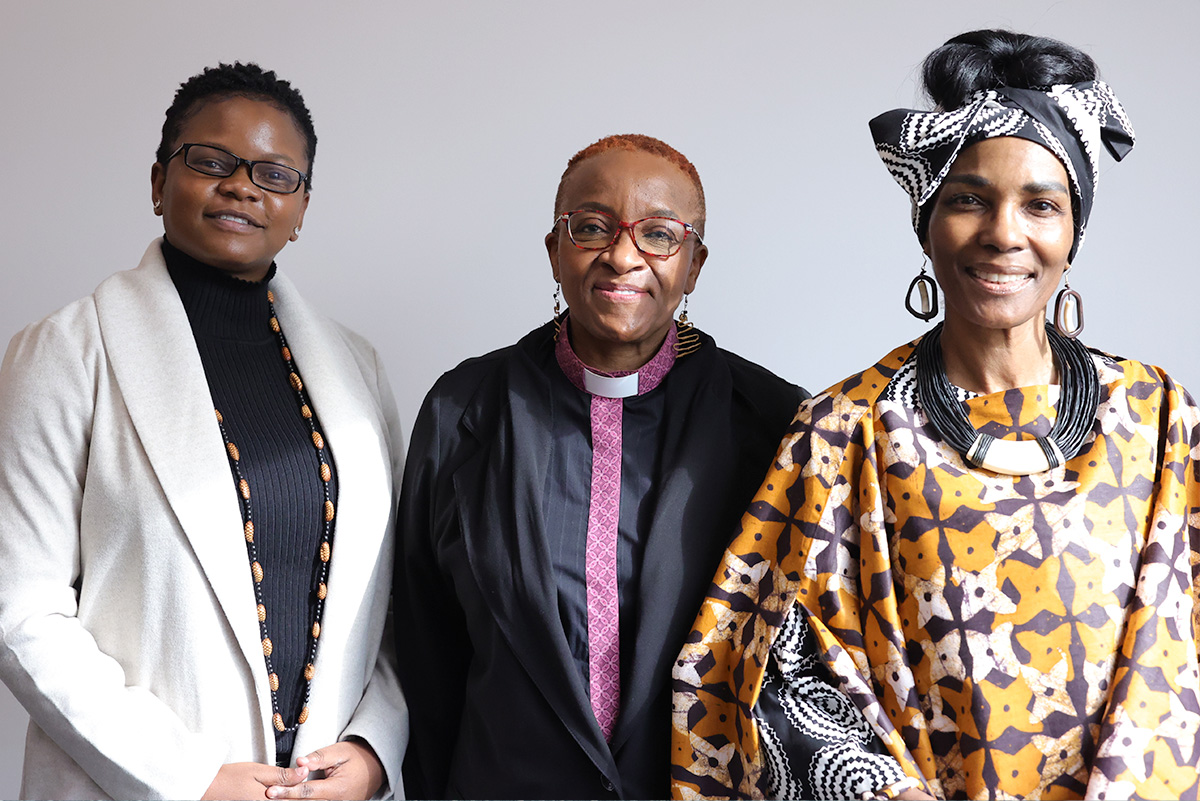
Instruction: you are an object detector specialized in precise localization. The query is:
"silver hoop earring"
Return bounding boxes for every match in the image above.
[293,227,301,238]
[905,257,939,321]
[1054,269,1084,339]
[153,199,162,212]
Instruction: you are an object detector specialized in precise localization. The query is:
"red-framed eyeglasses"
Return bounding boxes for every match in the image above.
[552,209,702,258]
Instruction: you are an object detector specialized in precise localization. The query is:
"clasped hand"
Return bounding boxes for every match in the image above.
[203,739,383,800]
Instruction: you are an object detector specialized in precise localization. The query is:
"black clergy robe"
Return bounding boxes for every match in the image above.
[393,320,805,800]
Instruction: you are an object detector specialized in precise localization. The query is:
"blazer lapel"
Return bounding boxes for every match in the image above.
[610,344,745,753]
[269,273,395,756]
[94,241,271,734]
[452,334,619,782]
[270,274,392,648]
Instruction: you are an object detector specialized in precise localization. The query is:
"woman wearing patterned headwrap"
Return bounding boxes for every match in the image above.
[671,30,1200,801]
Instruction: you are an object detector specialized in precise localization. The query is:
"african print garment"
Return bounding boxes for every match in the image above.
[672,341,1200,800]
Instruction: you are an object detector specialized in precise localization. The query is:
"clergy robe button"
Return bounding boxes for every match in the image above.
[601,778,614,793]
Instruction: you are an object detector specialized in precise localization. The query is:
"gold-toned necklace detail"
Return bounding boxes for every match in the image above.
[214,289,335,733]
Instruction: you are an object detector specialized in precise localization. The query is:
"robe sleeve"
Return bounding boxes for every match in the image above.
[393,385,472,799]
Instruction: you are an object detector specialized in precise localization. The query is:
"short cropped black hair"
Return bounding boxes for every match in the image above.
[156,62,317,189]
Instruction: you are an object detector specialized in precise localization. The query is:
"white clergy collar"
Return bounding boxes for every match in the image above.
[583,368,639,399]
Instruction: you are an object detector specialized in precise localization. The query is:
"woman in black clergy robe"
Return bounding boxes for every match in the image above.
[393,134,806,800]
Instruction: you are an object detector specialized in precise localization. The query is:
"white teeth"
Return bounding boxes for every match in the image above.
[216,213,252,225]
[974,270,1027,284]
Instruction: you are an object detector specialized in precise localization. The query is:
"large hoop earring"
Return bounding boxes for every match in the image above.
[905,257,939,321]
[675,294,701,356]
[1054,269,1084,339]
[552,282,562,340]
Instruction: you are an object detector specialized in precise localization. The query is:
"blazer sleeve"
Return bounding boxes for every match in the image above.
[0,310,228,800]
[338,349,410,799]
[392,383,473,799]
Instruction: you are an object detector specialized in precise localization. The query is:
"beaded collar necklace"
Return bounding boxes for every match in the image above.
[915,321,1100,476]
[214,288,335,734]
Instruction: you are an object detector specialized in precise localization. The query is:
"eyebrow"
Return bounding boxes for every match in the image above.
[575,202,683,220]
[196,142,300,166]
[942,174,1069,194]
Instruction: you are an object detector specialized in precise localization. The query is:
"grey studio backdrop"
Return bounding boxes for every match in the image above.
[1,2,1196,796]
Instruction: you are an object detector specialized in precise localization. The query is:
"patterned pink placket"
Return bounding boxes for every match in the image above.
[555,322,677,741]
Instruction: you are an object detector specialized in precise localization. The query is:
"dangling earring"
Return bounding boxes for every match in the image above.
[1054,268,1084,339]
[675,293,701,356]
[905,257,939,321]
[552,282,562,340]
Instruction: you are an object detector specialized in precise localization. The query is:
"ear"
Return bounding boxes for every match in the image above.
[545,230,561,283]
[150,162,165,215]
[290,192,311,241]
[683,241,707,295]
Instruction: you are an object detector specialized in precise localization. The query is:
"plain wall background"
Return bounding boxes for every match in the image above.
[2,2,1196,797]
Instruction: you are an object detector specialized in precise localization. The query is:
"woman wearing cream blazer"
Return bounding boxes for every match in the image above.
[0,64,406,800]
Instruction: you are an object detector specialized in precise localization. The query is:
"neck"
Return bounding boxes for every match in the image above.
[940,313,1057,394]
[570,326,671,374]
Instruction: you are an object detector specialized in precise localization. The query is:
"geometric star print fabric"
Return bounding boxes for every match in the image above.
[671,340,1200,800]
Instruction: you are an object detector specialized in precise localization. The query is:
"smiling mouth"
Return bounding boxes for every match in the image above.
[209,212,262,228]
[967,267,1033,290]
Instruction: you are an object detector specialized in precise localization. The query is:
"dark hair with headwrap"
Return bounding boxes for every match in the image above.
[911,31,1099,244]
[922,30,1098,112]
[156,62,317,190]
[870,29,1134,262]
[554,134,706,235]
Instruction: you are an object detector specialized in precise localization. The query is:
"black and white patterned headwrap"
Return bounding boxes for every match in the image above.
[870,81,1135,260]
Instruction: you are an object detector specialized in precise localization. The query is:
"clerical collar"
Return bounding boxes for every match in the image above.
[554,319,678,398]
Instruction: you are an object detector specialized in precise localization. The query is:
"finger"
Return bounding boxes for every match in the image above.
[294,746,332,771]
[268,765,309,788]
[267,777,336,800]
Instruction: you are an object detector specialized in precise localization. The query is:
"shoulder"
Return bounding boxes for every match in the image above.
[415,323,555,430]
[691,330,805,427]
[789,340,919,438]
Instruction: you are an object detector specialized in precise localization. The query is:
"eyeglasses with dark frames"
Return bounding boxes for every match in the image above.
[166,143,309,194]
[552,209,702,258]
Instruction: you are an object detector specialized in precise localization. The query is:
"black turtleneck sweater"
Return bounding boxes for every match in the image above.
[164,239,339,765]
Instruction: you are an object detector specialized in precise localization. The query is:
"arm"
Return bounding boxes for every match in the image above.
[0,313,228,800]
[391,387,473,799]
[757,606,930,800]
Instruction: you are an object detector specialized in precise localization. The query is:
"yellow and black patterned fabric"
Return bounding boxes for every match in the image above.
[672,340,1200,800]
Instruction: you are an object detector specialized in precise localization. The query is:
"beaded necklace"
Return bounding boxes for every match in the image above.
[915,321,1100,476]
[214,289,335,734]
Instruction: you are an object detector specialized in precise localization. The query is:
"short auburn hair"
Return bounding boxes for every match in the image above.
[554,134,706,233]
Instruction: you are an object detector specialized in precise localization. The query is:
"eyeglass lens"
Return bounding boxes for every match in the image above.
[567,211,688,256]
[183,144,303,193]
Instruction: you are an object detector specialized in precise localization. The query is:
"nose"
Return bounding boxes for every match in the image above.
[979,202,1025,252]
[600,226,647,274]
[216,163,262,201]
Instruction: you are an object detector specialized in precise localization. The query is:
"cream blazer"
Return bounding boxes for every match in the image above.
[0,241,408,800]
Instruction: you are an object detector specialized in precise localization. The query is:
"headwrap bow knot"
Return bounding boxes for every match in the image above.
[870,80,1135,260]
